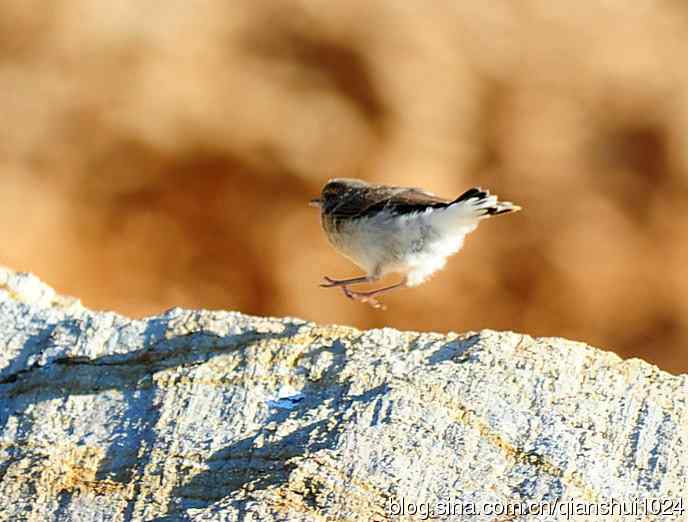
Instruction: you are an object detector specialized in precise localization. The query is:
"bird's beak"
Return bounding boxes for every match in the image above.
[309,197,321,208]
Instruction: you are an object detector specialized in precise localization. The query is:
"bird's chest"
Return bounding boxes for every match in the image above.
[323,213,429,271]
[323,216,399,270]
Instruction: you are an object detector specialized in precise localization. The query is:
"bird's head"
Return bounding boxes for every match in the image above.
[310,178,369,211]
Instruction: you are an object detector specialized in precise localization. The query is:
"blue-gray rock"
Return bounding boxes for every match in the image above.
[0,268,686,521]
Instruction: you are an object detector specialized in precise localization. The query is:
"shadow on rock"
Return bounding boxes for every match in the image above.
[165,339,390,518]
[427,334,481,365]
[0,309,304,519]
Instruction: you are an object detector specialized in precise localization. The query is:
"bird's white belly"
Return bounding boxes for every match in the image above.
[324,208,472,285]
[327,217,394,275]
[402,234,465,286]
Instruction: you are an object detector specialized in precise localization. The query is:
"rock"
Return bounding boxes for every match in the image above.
[0,267,686,521]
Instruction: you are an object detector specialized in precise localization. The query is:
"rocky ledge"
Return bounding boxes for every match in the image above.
[0,268,686,521]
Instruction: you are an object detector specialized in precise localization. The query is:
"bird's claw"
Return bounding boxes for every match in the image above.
[341,286,386,310]
[320,276,339,288]
[320,275,388,310]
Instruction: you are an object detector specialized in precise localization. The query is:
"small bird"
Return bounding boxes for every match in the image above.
[310,178,520,309]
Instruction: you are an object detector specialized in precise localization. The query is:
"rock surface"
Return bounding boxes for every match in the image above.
[0,267,686,521]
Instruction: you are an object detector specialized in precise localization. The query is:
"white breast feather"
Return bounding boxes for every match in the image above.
[401,201,484,286]
[325,197,492,286]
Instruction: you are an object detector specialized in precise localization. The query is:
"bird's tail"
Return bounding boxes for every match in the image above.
[450,187,521,218]
[425,187,520,238]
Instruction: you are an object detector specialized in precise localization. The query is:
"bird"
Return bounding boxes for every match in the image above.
[310,178,520,309]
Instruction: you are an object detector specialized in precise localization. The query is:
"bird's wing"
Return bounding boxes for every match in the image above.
[330,185,450,220]
[384,187,450,215]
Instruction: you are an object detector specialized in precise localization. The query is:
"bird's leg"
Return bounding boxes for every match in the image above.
[320,275,375,288]
[342,278,407,310]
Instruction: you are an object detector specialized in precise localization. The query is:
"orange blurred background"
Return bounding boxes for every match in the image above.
[1,1,687,373]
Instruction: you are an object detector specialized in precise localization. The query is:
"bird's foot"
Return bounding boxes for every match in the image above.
[340,286,387,310]
[320,276,342,288]
[320,275,370,288]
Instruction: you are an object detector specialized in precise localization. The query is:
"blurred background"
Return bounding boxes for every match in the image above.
[1,1,687,373]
